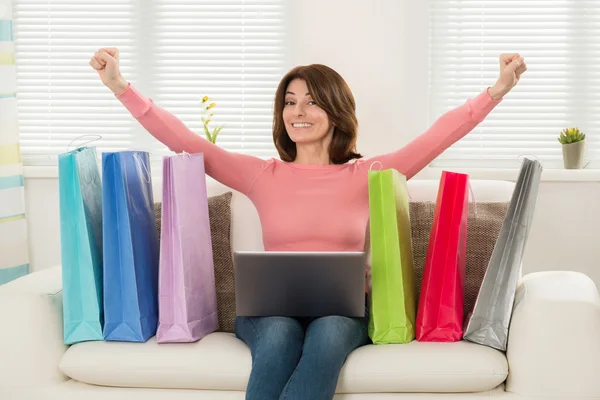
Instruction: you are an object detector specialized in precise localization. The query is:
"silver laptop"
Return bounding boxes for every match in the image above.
[234,251,366,318]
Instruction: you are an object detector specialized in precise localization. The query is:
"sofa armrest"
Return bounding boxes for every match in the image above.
[0,266,68,389]
[506,271,600,398]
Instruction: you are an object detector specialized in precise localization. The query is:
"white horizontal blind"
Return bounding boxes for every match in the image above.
[13,0,138,165]
[13,0,286,166]
[150,0,287,164]
[430,0,600,169]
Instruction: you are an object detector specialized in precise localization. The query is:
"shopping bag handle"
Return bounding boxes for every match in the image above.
[369,161,383,171]
[66,139,100,185]
[81,149,100,184]
[518,153,590,169]
[67,135,102,152]
[367,160,413,200]
[468,181,477,217]
[133,153,151,183]
[517,154,540,164]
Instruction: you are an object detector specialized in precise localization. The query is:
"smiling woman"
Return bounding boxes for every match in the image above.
[272,64,362,165]
[91,45,521,400]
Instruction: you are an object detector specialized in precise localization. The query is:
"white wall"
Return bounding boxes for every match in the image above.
[23,0,600,288]
[286,0,431,158]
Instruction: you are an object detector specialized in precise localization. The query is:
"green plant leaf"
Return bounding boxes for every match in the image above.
[559,131,567,144]
[212,124,225,143]
[203,123,213,142]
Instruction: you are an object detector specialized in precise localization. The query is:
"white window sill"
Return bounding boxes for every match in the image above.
[23,166,60,179]
[23,165,600,182]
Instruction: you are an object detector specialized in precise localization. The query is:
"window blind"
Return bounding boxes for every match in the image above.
[430,0,599,169]
[150,0,287,162]
[13,0,287,167]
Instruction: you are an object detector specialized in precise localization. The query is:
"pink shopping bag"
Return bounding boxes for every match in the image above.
[156,153,219,343]
[416,171,469,342]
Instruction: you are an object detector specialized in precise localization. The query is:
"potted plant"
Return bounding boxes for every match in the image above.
[558,127,586,169]
[200,95,225,144]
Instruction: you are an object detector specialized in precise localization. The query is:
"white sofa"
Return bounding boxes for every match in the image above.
[2,178,600,400]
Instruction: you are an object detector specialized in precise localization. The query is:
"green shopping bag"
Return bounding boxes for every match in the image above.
[368,168,416,344]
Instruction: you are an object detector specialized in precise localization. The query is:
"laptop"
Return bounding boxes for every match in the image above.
[234,251,367,318]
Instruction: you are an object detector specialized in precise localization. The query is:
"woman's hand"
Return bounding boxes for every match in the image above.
[89,47,129,96]
[488,53,527,100]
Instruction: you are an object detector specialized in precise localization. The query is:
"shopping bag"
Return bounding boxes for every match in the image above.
[416,171,469,342]
[368,168,417,344]
[58,146,104,344]
[102,151,159,342]
[464,157,543,351]
[156,153,219,343]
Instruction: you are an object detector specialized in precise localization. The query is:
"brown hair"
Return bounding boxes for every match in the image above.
[272,64,363,164]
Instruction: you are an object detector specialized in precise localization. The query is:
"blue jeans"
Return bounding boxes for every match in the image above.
[234,309,369,400]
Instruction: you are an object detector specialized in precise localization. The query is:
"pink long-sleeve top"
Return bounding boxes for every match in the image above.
[117,85,501,252]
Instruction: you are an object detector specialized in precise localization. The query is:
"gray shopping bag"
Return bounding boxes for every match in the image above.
[463,157,542,351]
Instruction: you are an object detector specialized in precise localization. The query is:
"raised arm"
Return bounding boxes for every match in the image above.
[89,47,269,195]
[363,89,502,179]
[363,53,527,179]
[115,84,269,195]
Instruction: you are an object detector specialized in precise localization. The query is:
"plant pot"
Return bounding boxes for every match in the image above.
[562,140,585,169]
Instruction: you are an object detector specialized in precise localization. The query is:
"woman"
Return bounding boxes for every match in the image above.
[89,48,526,400]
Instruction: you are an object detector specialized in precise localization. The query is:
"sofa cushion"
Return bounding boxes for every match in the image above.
[154,191,236,333]
[410,201,509,319]
[59,333,507,393]
[153,196,508,333]
[338,340,507,393]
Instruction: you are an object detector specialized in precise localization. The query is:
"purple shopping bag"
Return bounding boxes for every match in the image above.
[156,153,219,343]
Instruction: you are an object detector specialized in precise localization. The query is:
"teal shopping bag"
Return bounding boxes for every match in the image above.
[58,146,104,344]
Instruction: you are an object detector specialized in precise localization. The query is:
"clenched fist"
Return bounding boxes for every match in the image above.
[89,48,129,96]
[488,53,527,100]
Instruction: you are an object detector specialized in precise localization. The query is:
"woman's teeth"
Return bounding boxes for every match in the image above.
[292,123,313,128]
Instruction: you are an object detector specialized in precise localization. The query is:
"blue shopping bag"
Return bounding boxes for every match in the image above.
[102,151,159,342]
[58,146,104,344]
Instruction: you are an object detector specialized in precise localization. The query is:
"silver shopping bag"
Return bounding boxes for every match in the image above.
[463,157,542,351]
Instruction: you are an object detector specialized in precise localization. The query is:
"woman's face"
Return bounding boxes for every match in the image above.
[282,79,333,145]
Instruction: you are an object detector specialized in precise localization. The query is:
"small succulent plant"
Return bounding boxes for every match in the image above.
[558,127,586,145]
[200,95,225,144]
